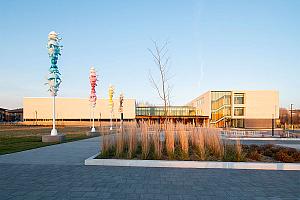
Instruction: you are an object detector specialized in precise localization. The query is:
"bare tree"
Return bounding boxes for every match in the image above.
[148,40,172,119]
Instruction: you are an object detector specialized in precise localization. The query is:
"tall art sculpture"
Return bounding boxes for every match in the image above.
[42,31,65,142]
[47,31,62,136]
[89,67,98,132]
[108,85,115,130]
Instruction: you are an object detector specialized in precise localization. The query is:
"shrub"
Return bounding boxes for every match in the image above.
[223,144,237,161]
[223,141,245,162]
[247,150,262,161]
[275,150,295,163]
[292,151,300,162]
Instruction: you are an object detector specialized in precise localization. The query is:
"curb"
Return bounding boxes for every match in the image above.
[226,137,300,141]
[85,153,300,170]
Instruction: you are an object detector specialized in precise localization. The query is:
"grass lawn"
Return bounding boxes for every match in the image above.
[0,125,98,155]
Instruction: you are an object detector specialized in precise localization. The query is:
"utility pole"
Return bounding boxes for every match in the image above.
[35,110,37,126]
[119,93,124,129]
[290,104,294,133]
[272,114,274,137]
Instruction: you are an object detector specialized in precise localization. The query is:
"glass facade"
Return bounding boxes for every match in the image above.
[211,91,231,127]
[136,106,197,117]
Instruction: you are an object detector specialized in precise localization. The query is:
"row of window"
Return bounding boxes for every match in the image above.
[211,106,231,122]
[211,92,245,105]
[211,91,231,101]
[196,97,204,107]
[211,95,231,110]
[136,107,197,117]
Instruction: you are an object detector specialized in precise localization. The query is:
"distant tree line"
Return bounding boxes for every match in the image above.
[280,108,300,125]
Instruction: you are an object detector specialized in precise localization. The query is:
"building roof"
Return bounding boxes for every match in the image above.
[6,108,23,113]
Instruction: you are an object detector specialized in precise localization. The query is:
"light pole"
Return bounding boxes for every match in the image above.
[272,114,274,137]
[35,110,37,126]
[89,67,98,132]
[108,85,115,131]
[119,93,124,129]
[291,104,294,133]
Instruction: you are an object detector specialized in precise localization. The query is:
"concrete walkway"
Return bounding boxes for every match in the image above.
[0,136,100,165]
[0,137,300,199]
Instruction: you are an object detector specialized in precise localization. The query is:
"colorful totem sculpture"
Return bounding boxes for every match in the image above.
[108,85,115,130]
[89,67,98,132]
[47,31,63,136]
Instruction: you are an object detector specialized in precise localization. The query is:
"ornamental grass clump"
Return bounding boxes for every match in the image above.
[116,128,124,157]
[205,128,224,160]
[100,126,113,157]
[140,122,149,159]
[127,122,137,159]
[235,139,243,161]
[191,128,205,160]
[99,122,256,162]
[165,122,175,159]
[152,122,162,159]
[177,123,189,160]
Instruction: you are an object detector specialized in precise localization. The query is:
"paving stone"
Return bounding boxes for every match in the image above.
[0,137,299,200]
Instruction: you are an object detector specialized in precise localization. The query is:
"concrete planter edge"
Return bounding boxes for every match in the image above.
[85,153,300,170]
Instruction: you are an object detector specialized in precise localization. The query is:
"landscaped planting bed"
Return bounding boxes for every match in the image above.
[97,122,300,163]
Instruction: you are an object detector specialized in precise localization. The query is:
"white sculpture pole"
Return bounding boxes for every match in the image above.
[92,107,95,132]
[51,95,57,135]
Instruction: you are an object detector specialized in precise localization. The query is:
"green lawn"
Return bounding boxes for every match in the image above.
[0,125,98,155]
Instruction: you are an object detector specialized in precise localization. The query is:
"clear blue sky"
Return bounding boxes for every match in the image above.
[0,0,299,109]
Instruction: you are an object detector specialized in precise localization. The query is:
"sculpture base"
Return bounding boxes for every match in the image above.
[42,134,65,143]
[86,131,100,137]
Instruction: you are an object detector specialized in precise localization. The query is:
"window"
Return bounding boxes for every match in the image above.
[232,119,244,128]
[234,93,244,104]
[234,107,244,116]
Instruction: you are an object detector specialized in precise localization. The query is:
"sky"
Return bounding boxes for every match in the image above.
[0,0,299,109]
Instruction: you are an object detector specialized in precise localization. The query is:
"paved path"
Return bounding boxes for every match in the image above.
[277,144,300,150]
[0,137,100,165]
[0,163,299,200]
[0,137,300,199]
